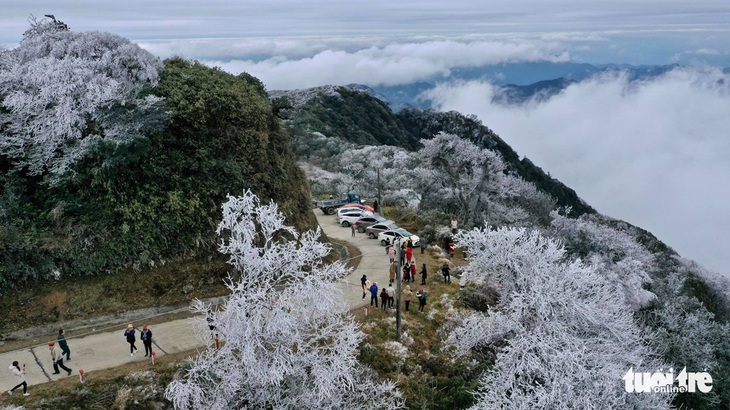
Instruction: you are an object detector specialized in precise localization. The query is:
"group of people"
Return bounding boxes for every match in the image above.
[7,323,156,397]
[7,328,73,397]
[124,324,154,357]
[360,238,432,313]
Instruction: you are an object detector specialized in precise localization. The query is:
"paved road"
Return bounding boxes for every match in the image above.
[0,211,392,393]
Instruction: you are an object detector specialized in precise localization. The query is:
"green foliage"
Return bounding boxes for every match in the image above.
[0,57,316,292]
[290,86,422,149]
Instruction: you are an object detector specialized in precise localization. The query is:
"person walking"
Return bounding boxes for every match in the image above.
[449,241,456,258]
[380,287,389,311]
[410,261,417,283]
[403,285,413,312]
[369,282,379,308]
[49,342,72,376]
[7,360,29,396]
[361,275,368,299]
[57,329,71,361]
[406,246,413,263]
[351,223,356,237]
[140,325,154,358]
[420,263,428,285]
[442,263,451,284]
[388,246,395,263]
[389,262,396,285]
[420,238,426,254]
[451,216,458,234]
[124,324,138,356]
[416,288,428,312]
[387,284,395,309]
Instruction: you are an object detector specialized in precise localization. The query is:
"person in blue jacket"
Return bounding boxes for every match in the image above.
[369,282,379,308]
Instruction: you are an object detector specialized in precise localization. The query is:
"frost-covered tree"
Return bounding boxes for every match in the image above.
[447,226,671,409]
[0,16,166,181]
[165,190,402,409]
[337,144,421,202]
[417,132,549,228]
[551,211,656,309]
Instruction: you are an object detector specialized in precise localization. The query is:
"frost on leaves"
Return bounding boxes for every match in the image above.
[165,190,402,410]
[448,226,671,409]
[0,16,166,182]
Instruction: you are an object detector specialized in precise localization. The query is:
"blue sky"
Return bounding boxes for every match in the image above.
[3,2,730,277]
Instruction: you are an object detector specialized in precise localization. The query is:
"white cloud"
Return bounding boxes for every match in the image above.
[689,48,722,56]
[196,40,569,89]
[426,67,730,277]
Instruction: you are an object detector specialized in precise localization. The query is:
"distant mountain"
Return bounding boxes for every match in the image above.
[358,62,683,109]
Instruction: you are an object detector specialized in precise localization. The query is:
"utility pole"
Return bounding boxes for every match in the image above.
[377,168,382,215]
[395,240,402,340]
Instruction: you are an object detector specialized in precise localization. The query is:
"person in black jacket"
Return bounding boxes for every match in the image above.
[140,325,153,357]
[124,324,138,356]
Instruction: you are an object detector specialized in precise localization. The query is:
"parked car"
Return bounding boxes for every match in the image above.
[337,210,374,227]
[353,216,390,233]
[342,202,375,213]
[365,222,399,239]
[335,206,363,218]
[378,228,420,247]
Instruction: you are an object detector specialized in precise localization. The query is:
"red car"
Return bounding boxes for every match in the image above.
[343,202,375,213]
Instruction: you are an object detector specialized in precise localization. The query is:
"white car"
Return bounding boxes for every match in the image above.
[377,228,420,247]
[337,210,374,227]
[336,207,366,217]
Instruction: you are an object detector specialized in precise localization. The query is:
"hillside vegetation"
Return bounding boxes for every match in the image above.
[0,19,315,295]
[278,85,594,216]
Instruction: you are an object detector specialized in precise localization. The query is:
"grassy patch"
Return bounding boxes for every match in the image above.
[0,254,232,335]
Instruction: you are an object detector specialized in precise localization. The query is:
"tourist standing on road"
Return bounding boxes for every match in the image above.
[402,259,410,283]
[388,246,395,263]
[141,325,154,358]
[8,360,29,396]
[416,288,428,312]
[361,275,368,299]
[410,262,417,283]
[57,329,71,361]
[403,285,413,312]
[420,238,426,254]
[389,262,396,285]
[442,263,451,284]
[449,241,456,258]
[380,287,388,311]
[406,246,413,262]
[351,223,356,237]
[420,263,428,285]
[124,324,138,356]
[49,342,72,376]
[387,284,395,309]
[370,282,379,308]
[451,216,458,233]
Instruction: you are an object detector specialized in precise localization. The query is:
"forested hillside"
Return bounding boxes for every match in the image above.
[277,85,594,216]
[0,18,315,292]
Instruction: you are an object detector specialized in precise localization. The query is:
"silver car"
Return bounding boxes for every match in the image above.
[353,216,390,233]
[364,222,398,239]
